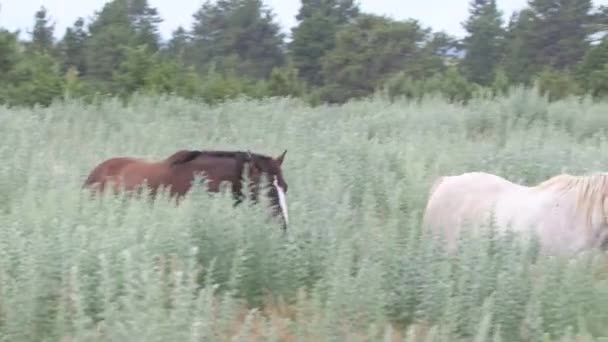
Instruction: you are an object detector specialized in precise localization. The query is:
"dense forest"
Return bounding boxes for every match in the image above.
[1,0,608,107]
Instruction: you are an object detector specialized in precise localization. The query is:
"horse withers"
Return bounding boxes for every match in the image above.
[82,149,290,230]
[422,171,608,256]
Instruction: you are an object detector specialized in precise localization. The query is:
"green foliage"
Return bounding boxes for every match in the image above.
[84,0,162,89]
[501,9,537,84]
[319,14,431,103]
[577,38,608,97]
[28,6,55,54]
[111,44,206,101]
[289,0,359,86]
[143,60,203,99]
[491,67,510,96]
[266,66,307,98]
[63,66,92,100]
[198,69,267,104]
[527,0,593,69]
[461,0,505,85]
[382,66,475,103]
[58,17,89,75]
[189,0,286,79]
[5,0,608,107]
[112,45,157,97]
[0,52,65,106]
[0,29,18,75]
[586,63,608,98]
[536,67,583,102]
[0,92,608,339]
[163,26,189,62]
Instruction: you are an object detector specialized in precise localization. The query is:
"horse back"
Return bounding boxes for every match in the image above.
[83,157,135,184]
[422,172,515,239]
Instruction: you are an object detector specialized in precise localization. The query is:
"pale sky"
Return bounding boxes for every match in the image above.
[1,0,607,40]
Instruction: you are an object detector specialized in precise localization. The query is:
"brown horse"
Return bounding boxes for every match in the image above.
[82,149,289,229]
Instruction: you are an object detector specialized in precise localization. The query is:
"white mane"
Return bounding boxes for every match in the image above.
[534,173,608,229]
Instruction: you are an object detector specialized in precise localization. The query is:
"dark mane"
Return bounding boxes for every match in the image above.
[198,150,273,161]
[166,150,204,166]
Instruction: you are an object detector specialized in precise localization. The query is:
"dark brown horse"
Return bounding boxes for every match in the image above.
[82,149,289,229]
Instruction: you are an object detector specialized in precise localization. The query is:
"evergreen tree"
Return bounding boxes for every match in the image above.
[85,0,162,89]
[0,29,18,77]
[501,9,537,84]
[528,0,593,69]
[164,26,190,61]
[112,44,156,97]
[127,0,163,51]
[189,0,285,79]
[577,37,608,96]
[58,17,89,75]
[2,53,64,106]
[461,0,504,85]
[29,6,55,53]
[319,14,429,103]
[409,31,460,80]
[289,0,359,86]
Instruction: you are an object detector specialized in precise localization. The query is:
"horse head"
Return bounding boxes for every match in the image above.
[242,150,289,230]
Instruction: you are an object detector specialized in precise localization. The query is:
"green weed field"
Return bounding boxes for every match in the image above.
[1,89,608,341]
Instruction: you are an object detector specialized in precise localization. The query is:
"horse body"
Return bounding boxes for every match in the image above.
[83,149,289,229]
[422,171,608,255]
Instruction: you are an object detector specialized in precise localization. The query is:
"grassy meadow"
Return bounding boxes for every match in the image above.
[2,88,608,341]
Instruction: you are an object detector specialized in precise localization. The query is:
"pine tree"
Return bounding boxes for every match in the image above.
[164,26,190,61]
[58,18,89,75]
[288,0,359,86]
[29,6,55,53]
[0,29,18,76]
[528,0,593,69]
[85,0,162,89]
[501,9,537,84]
[461,0,504,86]
[189,0,285,79]
[319,15,429,103]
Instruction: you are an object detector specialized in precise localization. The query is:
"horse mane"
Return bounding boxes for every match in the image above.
[166,149,275,205]
[166,150,203,166]
[535,173,608,227]
[166,150,274,167]
[198,150,273,161]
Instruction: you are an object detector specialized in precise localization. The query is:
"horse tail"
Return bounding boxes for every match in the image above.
[421,176,445,228]
[82,171,97,188]
[428,176,445,199]
[82,157,133,190]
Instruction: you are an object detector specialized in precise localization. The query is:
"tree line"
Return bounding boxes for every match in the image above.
[1,0,608,107]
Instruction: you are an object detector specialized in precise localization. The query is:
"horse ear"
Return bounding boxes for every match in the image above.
[276,149,287,165]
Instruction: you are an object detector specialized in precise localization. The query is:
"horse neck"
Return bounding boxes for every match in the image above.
[194,154,252,200]
[539,184,608,249]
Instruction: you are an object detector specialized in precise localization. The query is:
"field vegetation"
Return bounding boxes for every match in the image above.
[1,88,608,341]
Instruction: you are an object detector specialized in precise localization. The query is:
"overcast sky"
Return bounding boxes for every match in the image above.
[1,0,608,40]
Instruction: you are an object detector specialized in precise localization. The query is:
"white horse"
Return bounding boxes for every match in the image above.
[422,171,608,256]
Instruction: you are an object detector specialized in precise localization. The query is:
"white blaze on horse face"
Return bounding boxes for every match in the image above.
[273,175,289,225]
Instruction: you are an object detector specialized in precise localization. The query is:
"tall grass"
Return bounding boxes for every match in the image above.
[1,88,608,341]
